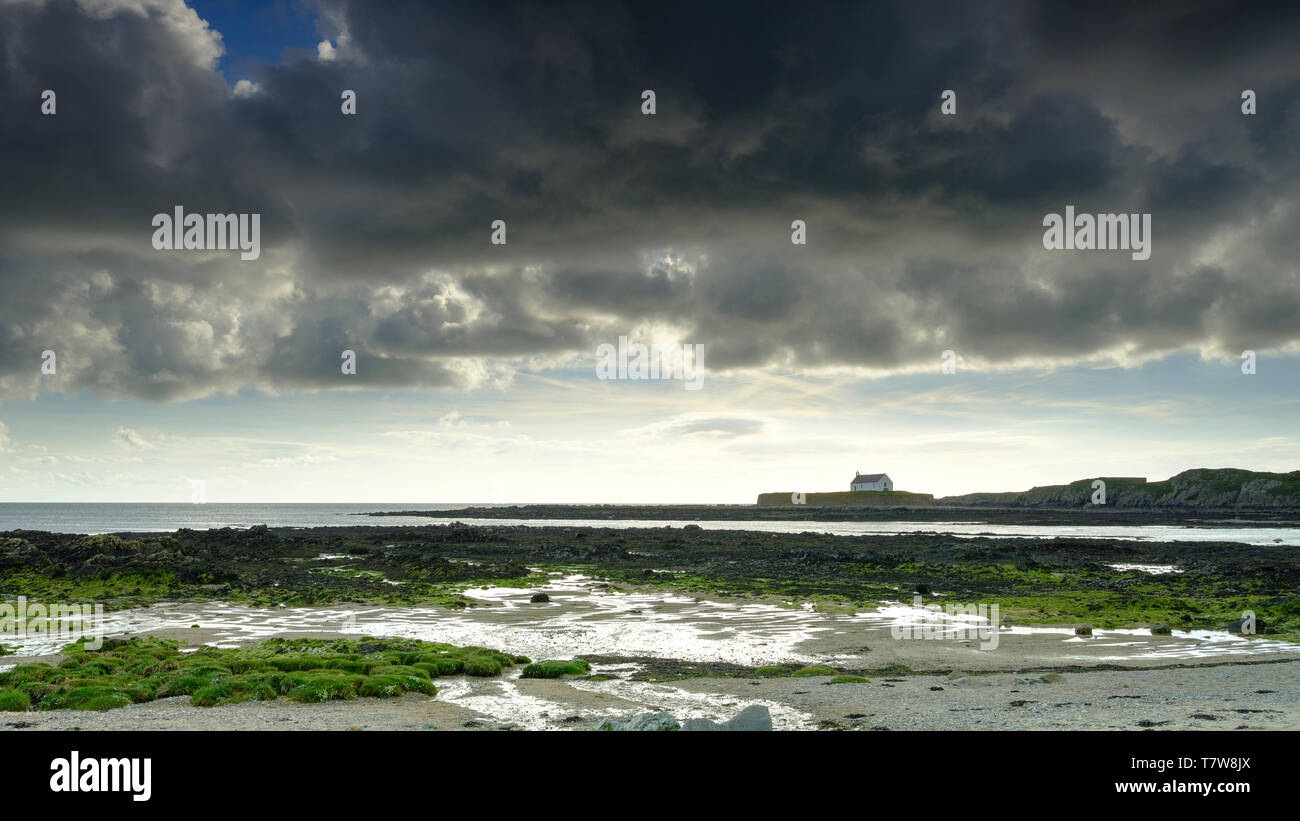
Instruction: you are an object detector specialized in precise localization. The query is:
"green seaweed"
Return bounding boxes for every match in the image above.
[520,659,592,679]
[0,688,32,711]
[0,635,519,711]
[791,665,840,677]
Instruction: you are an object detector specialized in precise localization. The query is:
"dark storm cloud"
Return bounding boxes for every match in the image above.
[1,0,1299,400]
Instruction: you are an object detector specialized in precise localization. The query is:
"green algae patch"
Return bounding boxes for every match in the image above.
[283,672,367,703]
[520,659,592,679]
[359,672,436,698]
[191,677,278,707]
[829,675,870,684]
[0,636,521,711]
[0,688,32,711]
[463,652,511,677]
[791,665,840,677]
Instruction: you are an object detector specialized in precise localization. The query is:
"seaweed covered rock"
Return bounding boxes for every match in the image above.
[0,538,49,568]
[0,688,32,711]
[520,659,591,679]
[0,636,521,712]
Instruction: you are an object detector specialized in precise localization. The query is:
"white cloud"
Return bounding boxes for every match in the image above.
[620,413,767,440]
[113,426,156,450]
[75,0,224,69]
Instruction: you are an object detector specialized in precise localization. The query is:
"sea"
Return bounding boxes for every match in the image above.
[0,503,1298,545]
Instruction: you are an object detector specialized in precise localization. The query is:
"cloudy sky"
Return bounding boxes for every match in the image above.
[1,0,1298,503]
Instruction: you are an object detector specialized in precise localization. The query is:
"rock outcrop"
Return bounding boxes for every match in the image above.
[939,468,1300,511]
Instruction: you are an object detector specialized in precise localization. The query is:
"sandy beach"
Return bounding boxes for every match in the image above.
[5,659,1296,731]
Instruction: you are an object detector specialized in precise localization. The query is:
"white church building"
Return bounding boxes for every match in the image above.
[850,472,893,492]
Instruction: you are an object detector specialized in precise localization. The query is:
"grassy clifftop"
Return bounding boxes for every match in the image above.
[940,468,1300,510]
[757,490,936,507]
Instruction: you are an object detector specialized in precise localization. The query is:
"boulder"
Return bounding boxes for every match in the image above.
[723,704,773,731]
[681,704,773,732]
[681,717,724,731]
[1228,617,1265,634]
[624,711,680,732]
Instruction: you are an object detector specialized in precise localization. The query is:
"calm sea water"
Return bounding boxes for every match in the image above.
[0,503,470,533]
[0,503,1297,545]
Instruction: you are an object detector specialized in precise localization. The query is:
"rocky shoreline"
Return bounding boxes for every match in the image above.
[3,520,1298,730]
[3,521,1299,636]
[361,503,1300,526]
